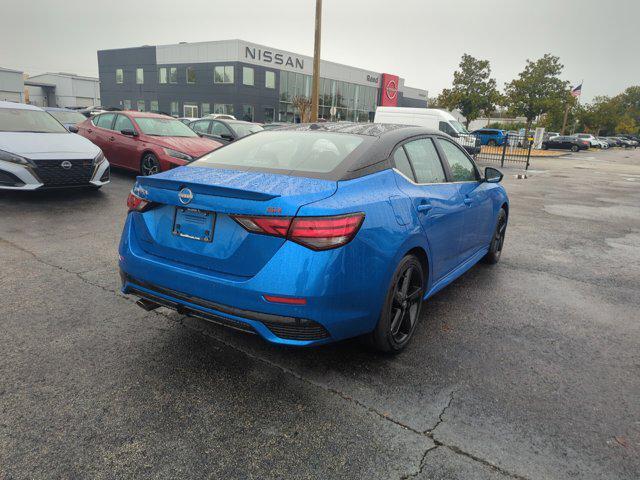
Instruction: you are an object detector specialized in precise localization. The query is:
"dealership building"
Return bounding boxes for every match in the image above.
[98,39,427,123]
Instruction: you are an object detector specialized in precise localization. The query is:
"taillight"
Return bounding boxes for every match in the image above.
[126,192,152,212]
[231,212,364,251]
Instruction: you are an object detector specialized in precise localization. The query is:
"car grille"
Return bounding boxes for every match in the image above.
[33,159,94,187]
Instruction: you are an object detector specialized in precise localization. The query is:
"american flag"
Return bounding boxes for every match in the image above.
[571,84,582,97]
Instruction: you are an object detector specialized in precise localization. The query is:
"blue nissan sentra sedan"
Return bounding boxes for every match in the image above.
[119,123,508,353]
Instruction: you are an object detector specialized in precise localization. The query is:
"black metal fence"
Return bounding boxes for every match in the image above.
[472,133,533,170]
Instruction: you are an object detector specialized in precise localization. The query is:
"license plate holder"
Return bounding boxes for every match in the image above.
[172,207,215,242]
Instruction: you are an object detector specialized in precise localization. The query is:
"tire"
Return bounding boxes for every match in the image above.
[571,145,579,152]
[369,255,425,353]
[140,152,161,176]
[488,139,497,147]
[483,208,507,265]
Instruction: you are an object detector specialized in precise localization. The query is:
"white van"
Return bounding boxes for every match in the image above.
[374,107,480,154]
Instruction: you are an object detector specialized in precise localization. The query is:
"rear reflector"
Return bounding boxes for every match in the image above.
[232,212,364,251]
[263,295,307,305]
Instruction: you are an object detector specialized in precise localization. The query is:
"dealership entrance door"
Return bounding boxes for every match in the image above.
[183,104,198,117]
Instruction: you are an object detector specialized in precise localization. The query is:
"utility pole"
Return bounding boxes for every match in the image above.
[310,0,322,122]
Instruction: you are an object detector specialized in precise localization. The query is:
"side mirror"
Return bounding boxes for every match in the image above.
[68,125,79,133]
[220,133,234,141]
[121,129,138,137]
[484,166,503,183]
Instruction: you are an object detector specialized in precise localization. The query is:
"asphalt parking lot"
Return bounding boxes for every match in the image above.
[1,147,639,479]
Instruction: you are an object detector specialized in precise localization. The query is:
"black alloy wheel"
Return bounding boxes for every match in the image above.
[571,145,579,152]
[483,208,507,264]
[370,255,425,353]
[141,153,161,176]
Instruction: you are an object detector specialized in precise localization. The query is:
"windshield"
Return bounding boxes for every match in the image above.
[48,110,86,125]
[0,108,68,133]
[230,122,264,138]
[449,120,469,135]
[193,131,364,174]
[134,117,198,137]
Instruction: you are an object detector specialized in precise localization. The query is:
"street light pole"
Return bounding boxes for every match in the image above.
[310,0,322,123]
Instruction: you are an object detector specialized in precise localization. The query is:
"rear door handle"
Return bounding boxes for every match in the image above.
[417,204,433,213]
[109,136,115,141]
[463,197,473,206]
[87,129,93,133]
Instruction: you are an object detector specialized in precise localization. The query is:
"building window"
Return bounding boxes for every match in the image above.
[122,99,131,110]
[136,68,144,84]
[265,71,275,89]
[137,100,145,112]
[264,107,275,123]
[243,67,254,86]
[170,101,179,116]
[214,65,234,84]
[202,103,210,116]
[169,67,178,84]
[241,105,254,122]
[186,66,196,84]
[116,69,124,84]
[150,100,159,112]
[184,103,198,117]
[214,104,234,115]
[159,68,167,84]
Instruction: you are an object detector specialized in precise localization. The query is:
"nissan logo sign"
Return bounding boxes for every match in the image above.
[385,79,398,101]
[178,188,194,205]
[60,161,72,170]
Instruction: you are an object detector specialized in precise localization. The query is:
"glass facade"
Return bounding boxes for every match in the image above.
[214,104,234,115]
[136,68,144,84]
[278,71,377,123]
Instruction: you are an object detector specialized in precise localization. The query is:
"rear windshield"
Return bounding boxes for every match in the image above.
[192,131,366,176]
[48,110,86,125]
[134,117,198,137]
[0,108,68,133]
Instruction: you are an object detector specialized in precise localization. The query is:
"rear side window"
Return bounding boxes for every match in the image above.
[96,113,115,130]
[114,114,134,132]
[403,138,446,184]
[193,131,364,175]
[393,148,415,181]
[191,120,210,134]
[437,139,478,182]
[211,121,232,137]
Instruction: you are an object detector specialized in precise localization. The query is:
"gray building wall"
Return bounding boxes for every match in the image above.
[99,46,282,122]
[27,73,100,108]
[98,42,428,122]
[0,67,25,103]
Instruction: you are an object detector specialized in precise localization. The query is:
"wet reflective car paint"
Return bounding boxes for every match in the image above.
[119,164,508,346]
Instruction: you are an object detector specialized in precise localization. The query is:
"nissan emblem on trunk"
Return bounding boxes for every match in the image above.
[61,161,72,170]
[178,188,194,205]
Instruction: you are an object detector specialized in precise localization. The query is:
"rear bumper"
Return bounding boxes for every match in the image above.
[118,214,385,346]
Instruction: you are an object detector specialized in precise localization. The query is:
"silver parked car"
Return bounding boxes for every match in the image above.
[0,101,110,190]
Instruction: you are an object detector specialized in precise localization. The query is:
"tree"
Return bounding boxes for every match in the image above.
[616,115,638,134]
[504,54,569,134]
[436,54,501,128]
[292,95,312,123]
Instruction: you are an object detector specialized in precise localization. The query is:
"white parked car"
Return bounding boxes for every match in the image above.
[177,117,200,125]
[575,133,600,148]
[0,101,110,190]
[205,113,237,120]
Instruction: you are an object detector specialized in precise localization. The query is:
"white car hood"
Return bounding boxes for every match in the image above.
[0,132,100,160]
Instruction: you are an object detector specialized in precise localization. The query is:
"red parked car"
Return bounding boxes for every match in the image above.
[77,111,222,175]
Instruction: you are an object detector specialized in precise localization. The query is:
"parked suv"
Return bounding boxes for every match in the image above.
[575,133,600,148]
[471,128,506,146]
[77,111,222,175]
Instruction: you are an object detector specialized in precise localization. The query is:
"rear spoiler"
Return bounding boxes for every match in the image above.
[136,175,279,202]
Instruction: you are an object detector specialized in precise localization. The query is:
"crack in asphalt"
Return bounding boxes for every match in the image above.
[1,236,532,480]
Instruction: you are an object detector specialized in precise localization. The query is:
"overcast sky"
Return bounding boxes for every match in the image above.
[2,0,638,102]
